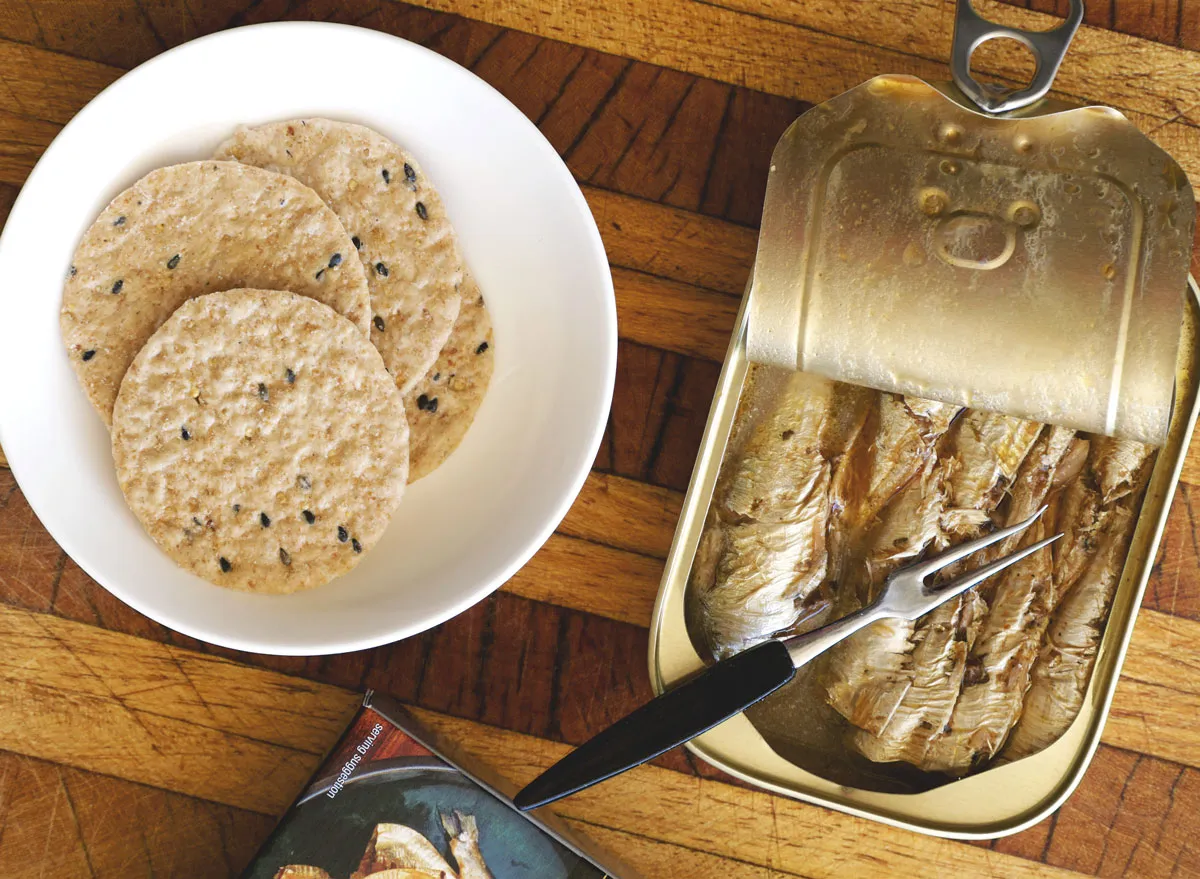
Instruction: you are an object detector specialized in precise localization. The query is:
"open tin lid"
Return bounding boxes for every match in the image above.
[748,0,1193,444]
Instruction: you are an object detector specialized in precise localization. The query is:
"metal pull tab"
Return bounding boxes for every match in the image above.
[950,0,1083,114]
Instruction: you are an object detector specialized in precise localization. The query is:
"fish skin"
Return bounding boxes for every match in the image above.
[1002,439,1153,761]
[355,822,457,877]
[1052,435,1149,599]
[986,428,1081,562]
[919,428,1080,773]
[941,413,1045,540]
[853,589,984,765]
[845,412,1043,765]
[833,394,961,609]
[442,810,494,879]
[918,518,1056,773]
[823,384,876,588]
[696,368,836,658]
[700,497,829,657]
[822,399,963,734]
[824,456,946,734]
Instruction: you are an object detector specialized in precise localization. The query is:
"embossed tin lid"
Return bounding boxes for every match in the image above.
[747,0,1193,444]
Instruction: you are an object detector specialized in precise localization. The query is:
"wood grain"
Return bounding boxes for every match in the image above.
[559,470,682,559]
[0,2,1199,874]
[584,185,756,296]
[6,14,1200,490]
[407,0,1200,194]
[4,440,1200,768]
[0,602,1118,878]
[613,265,738,362]
[0,750,273,878]
[0,747,813,879]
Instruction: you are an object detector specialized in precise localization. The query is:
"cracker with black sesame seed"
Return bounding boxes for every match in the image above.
[61,161,371,426]
[214,119,464,395]
[404,271,494,482]
[111,289,409,594]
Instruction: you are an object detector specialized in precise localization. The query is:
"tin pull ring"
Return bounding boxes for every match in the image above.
[951,0,1083,114]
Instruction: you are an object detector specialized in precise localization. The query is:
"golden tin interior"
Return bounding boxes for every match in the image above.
[647,275,1200,839]
[748,75,1194,446]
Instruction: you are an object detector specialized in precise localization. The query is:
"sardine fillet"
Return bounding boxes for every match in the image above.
[718,371,834,523]
[824,458,945,734]
[828,395,959,593]
[919,430,1080,773]
[700,496,830,657]
[842,412,1042,761]
[356,823,456,877]
[1002,503,1139,760]
[1002,438,1153,762]
[920,524,1055,773]
[853,590,985,764]
[696,368,836,658]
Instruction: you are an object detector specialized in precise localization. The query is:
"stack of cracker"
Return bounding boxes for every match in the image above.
[60,122,494,594]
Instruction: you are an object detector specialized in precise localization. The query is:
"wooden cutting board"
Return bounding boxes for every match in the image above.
[1,1,1199,876]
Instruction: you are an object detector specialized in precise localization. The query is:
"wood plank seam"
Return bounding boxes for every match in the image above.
[403,0,1200,203]
[0,601,1108,878]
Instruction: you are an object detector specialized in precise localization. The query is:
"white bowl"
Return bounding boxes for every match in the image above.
[0,23,616,655]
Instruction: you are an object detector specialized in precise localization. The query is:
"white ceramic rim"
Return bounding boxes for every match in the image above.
[0,22,616,655]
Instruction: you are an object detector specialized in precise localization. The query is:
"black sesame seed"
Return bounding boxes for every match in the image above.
[114,215,126,226]
[232,504,241,513]
[285,367,296,384]
[432,372,440,382]
[328,252,342,268]
[111,279,124,294]
[257,382,269,402]
[475,340,489,355]
[404,163,416,186]
[302,509,315,524]
[181,426,191,440]
[298,475,311,491]
[375,262,389,277]
[415,202,428,220]
[315,268,325,280]
[193,517,203,527]
[260,512,271,527]
[373,315,386,332]
[81,349,96,361]
[279,547,291,566]
[219,556,231,573]
[167,253,181,270]
[337,525,349,543]
[352,235,362,249]
[352,538,362,554]
[416,394,438,413]
[381,168,390,184]
[69,265,77,277]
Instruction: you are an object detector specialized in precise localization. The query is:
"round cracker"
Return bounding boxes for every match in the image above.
[404,271,494,482]
[62,161,371,425]
[214,119,464,395]
[111,289,408,594]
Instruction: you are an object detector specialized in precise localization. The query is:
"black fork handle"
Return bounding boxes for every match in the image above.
[512,639,796,811]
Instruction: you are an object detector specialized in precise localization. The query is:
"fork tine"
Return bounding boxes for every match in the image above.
[924,534,1062,604]
[908,505,1048,580]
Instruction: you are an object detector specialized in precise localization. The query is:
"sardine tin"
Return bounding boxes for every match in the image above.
[647,276,1200,838]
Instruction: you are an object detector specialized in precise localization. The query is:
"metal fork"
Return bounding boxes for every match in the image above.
[514,507,1059,811]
